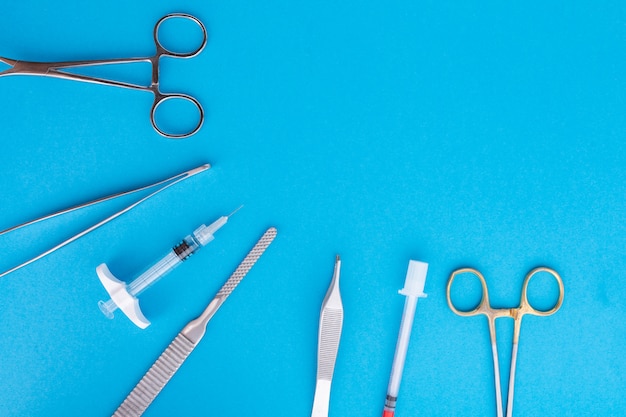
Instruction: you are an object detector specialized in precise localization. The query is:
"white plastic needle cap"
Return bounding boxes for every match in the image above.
[399,260,428,298]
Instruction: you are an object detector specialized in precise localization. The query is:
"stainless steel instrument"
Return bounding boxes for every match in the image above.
[446,267,564,417]
[0,164,210,279]
[311,255,344,417]
[0,13,207,138]
[112,227,278,417]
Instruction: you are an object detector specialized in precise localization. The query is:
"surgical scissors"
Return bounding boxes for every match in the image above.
[0,13,207,138]
[446,267,564,417]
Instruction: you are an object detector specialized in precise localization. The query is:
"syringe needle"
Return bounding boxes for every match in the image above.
[227,205,244,218]
[382,261,428,417]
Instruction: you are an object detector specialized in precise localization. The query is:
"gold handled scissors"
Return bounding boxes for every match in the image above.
[446,267,564,417]
[0,13,206,139]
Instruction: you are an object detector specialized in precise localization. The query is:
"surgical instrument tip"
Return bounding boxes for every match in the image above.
[189,164,211,175]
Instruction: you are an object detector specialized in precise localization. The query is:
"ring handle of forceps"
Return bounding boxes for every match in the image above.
[446,267,565,317]
[153,13,208,58]
[518,267,564,317]
[446,266,565,318]
[151,93,204,138]
[151,14,207,138]
[446,268,492,317]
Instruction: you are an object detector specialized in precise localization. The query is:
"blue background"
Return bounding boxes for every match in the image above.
[1,1,625,416]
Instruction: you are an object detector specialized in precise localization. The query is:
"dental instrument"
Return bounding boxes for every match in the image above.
[382,260,428,417]
[111,227,277,417]
[0,164,210,279]
[97,206,242,329]
[311,255,343,417]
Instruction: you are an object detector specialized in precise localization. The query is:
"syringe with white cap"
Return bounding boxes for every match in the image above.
[382,260,429,417]
[96,207,241,329]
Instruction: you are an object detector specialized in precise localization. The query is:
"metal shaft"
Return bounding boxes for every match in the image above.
[111,227,277,417]
[0,164,210,278]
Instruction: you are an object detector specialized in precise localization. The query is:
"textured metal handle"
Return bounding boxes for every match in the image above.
[112,334,196,417]
[317,307,343,381]
[111,227,278,416]
[311,257,343,417]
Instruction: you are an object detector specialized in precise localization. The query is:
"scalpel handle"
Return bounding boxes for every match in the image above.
[112,333,197,417]
[110,227,278,416]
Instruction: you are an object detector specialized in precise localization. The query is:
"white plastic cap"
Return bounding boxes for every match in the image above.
[399,260,428,298]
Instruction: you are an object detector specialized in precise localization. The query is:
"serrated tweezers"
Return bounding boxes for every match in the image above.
[311,255,344,417]
[111,227,277,417]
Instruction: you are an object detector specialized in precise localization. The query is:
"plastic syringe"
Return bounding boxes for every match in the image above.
[382,260,428,417]
[97,207,241,329]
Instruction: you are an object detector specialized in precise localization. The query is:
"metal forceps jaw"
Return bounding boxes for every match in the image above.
[446,267,564,417]
[0,13,207,139]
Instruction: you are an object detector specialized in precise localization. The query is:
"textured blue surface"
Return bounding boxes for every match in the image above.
[0,1,625,416]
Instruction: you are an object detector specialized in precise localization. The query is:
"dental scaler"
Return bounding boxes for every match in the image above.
[97,208,241,328]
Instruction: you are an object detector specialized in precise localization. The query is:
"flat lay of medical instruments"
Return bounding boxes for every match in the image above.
[382,260,428,417]
[311,255,343,417]
[97,206,242,328]
[0,13,207,138]
[0,164,210,279]
[446,267,564,417]
[111,227,277,417]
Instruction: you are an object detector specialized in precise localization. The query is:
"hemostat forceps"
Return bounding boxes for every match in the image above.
[0,13,207,138]
[446,267,564,417]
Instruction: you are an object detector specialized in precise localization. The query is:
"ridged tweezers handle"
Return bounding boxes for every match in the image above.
[112,334,196,417]
[317,307,343,381]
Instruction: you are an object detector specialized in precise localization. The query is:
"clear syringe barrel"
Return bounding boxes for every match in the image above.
[98,235,201,318]
[97,216,231,322]
[386,295,418,399]
[128,235,200,296]
[382,260,428,417]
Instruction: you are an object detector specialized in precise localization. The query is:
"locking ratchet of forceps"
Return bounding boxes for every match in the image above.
[0,13,207,138]
[446,267,564,417]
